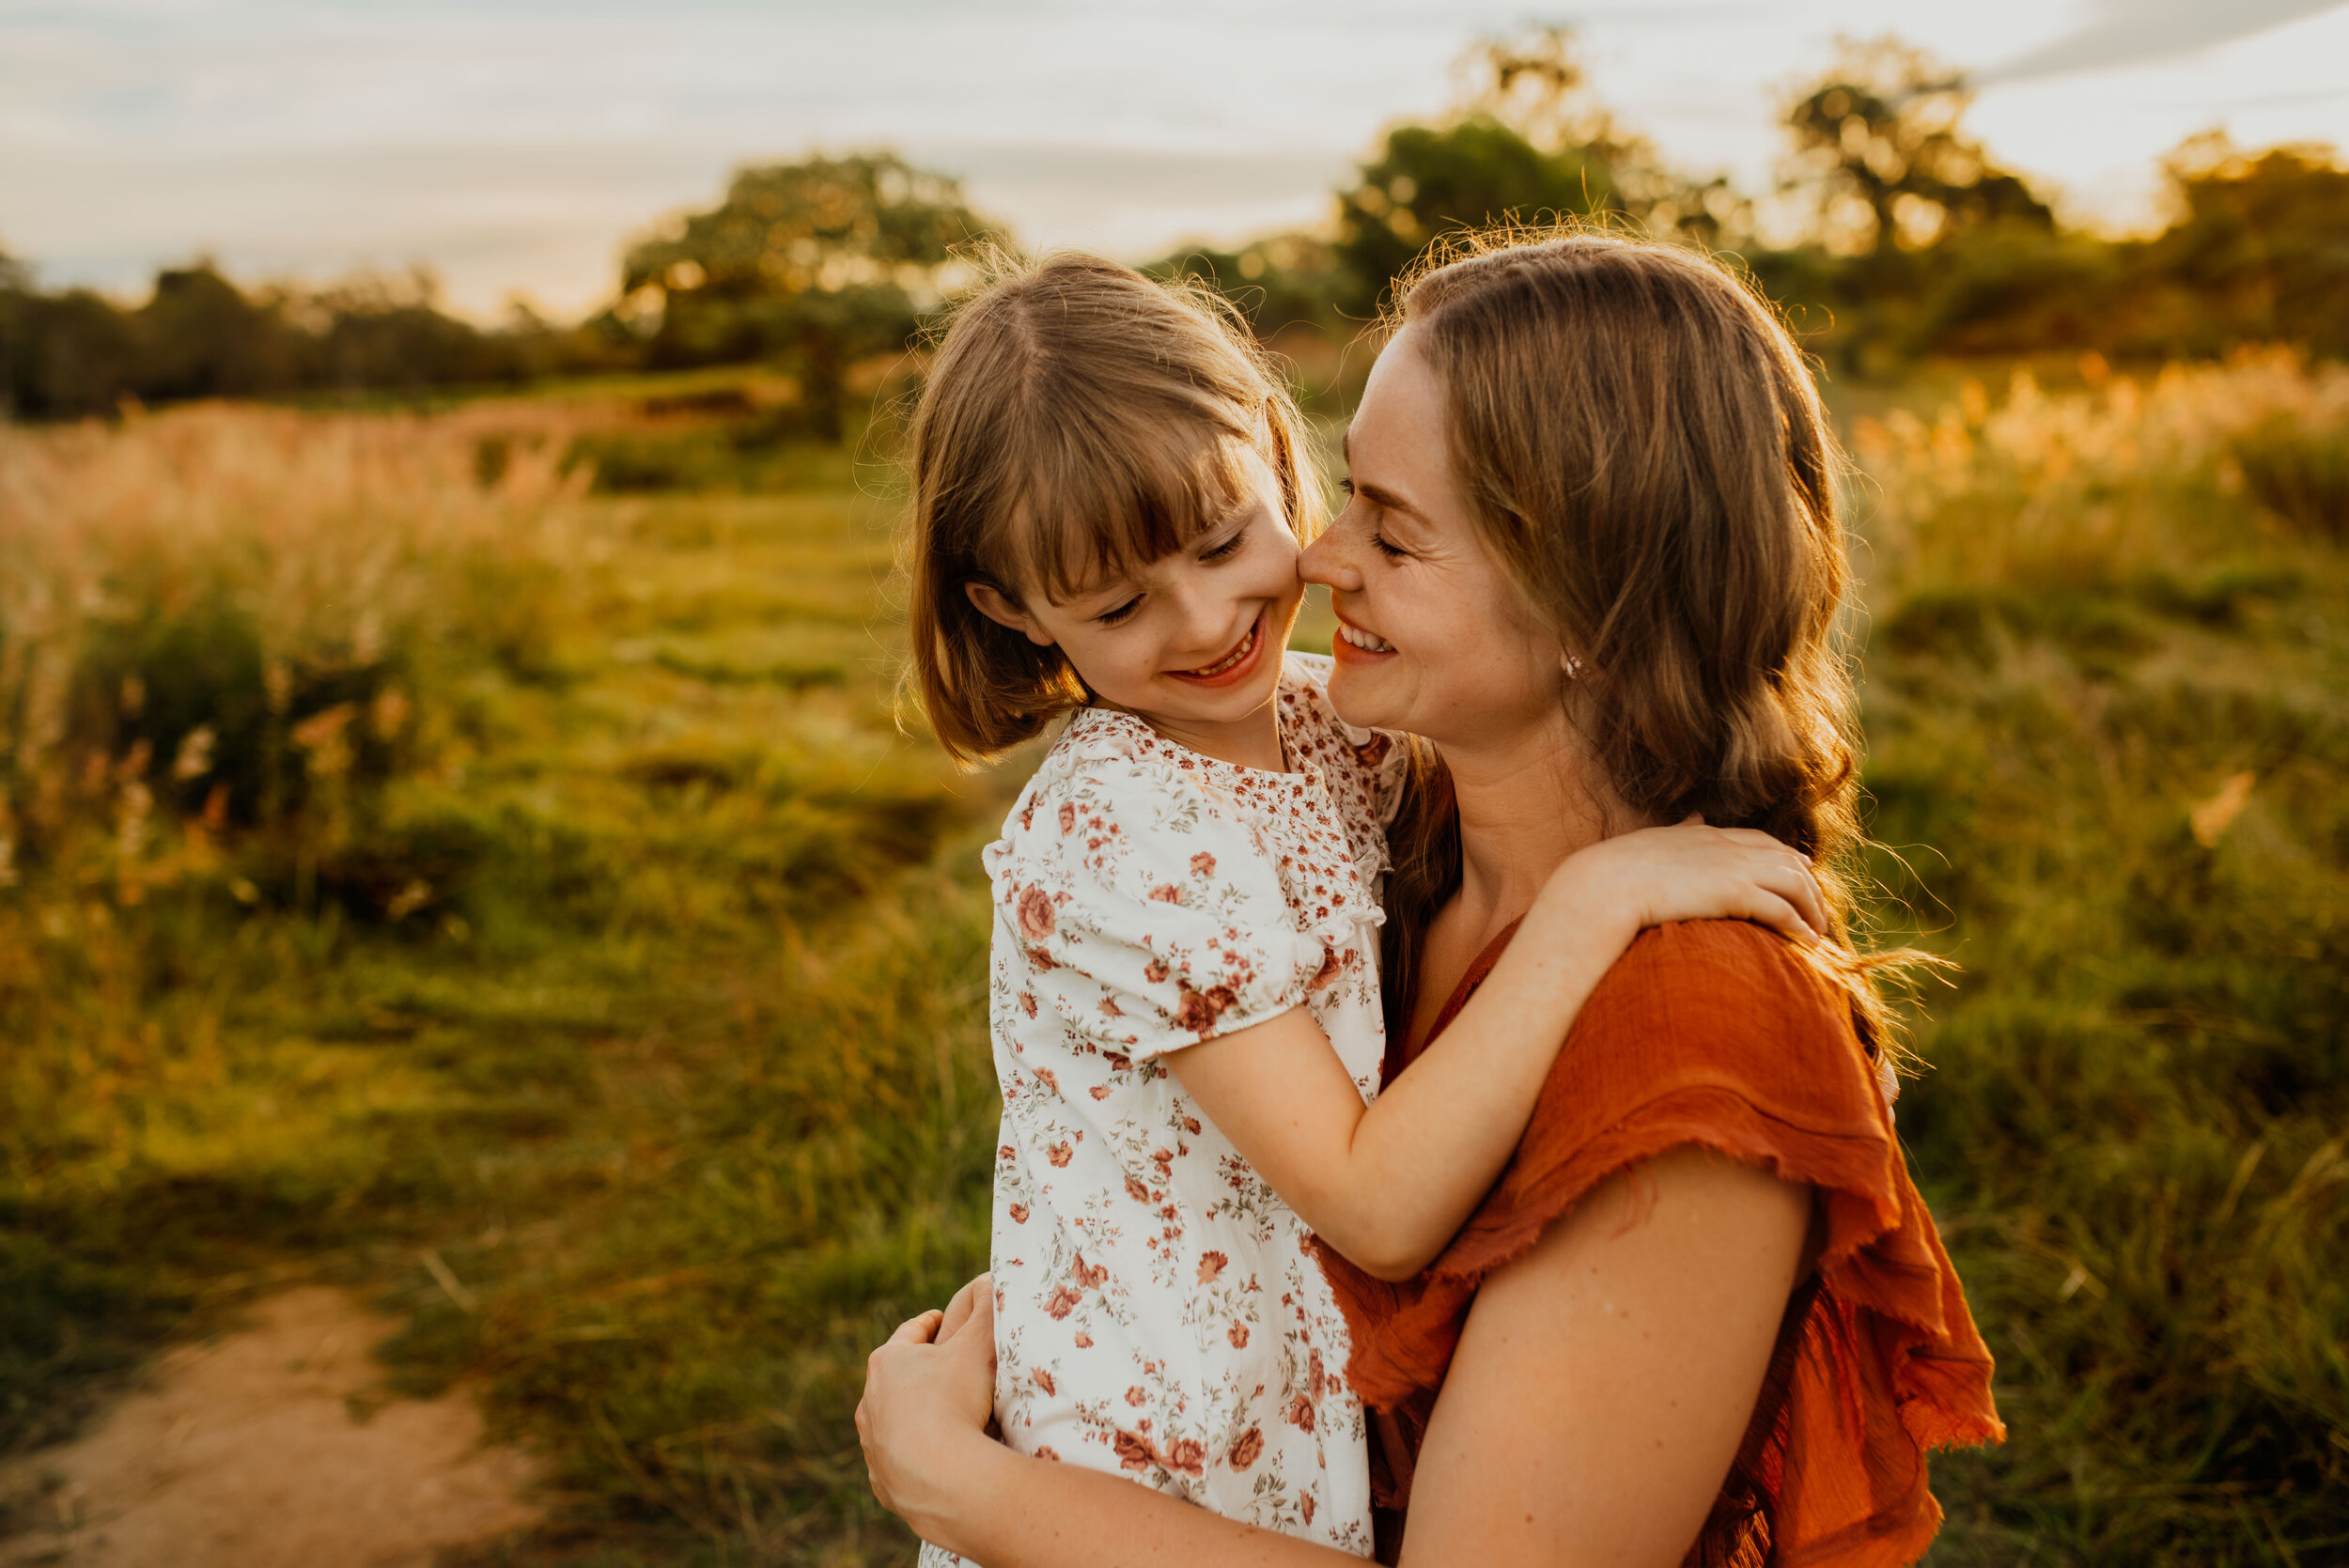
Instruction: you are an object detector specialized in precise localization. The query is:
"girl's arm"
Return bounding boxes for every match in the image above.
[860,1149,1812,1567]
[1166,822,1819,1280]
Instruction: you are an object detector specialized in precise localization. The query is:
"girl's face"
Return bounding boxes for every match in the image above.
[967,444,1303,759]
[1301,326,1571,751]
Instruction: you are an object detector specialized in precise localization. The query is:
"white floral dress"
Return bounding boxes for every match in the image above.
[919,653,1398,1563]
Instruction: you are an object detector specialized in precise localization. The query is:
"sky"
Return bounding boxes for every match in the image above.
[3,0,2347,319]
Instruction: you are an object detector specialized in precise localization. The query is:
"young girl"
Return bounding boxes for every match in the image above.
[897,253,1825,1559]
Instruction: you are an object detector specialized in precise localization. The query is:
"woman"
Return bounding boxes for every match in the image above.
[859,230,2002,1567]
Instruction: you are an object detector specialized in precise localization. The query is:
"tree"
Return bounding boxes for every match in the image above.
[621,153,988,442]
[1780,37,2053,257]
[1330,27,1739,318]
[2130,134,2349,357]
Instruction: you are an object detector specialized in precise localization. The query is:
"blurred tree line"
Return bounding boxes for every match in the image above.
[1159,31,2349,377]
[0,257,644,420]
[4,30,2346,430]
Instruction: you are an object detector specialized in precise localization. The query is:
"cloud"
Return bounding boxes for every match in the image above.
[1976,0,2349,84]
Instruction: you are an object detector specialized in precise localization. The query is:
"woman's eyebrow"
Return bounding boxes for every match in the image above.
[1340,428,1429,521]
[1355,477,1428,521]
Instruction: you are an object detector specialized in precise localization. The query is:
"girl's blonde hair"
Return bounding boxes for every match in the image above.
[902,252,1318,764]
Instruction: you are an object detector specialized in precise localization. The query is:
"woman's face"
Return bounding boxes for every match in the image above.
[1302,326,1571,752]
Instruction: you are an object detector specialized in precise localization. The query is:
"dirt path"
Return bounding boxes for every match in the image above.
[0,1287,540,1568]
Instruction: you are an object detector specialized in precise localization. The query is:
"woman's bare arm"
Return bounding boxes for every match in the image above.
[1166,823,1820,1280]
[1396,1148,1811,1567]
[860,1147,1813,1568]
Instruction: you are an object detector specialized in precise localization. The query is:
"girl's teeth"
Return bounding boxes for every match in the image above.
[1192,619,1257,675]
[1339,624,1394,654]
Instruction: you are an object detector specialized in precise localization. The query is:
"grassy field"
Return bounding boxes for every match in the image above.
[1,358,2343,1565]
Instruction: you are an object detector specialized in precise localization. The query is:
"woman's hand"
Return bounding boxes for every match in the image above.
[857,1274,1000,1539]
[1547,815,1827,946]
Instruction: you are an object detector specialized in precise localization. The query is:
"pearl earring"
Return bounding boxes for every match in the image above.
[1563,654,1584,678]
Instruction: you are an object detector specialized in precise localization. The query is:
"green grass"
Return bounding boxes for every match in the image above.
[0,413,1010,1561]
[1851,360,2349,1565]
[2,361,2344,1565]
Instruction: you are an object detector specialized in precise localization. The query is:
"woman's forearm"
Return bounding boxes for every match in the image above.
[926,1438,1363,1568]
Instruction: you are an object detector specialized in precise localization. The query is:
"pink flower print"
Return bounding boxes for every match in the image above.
[1033,1367,1056,1396]
[1197,1250,1228,1283]
[1182,1114,1201,1135]
[1229,1427,1264,1470]
[1036,1446,1061,1462]
[1033,1067,1058,1094]
[1025,945,1057,971]
[1227,1322,1250,1349]
[1285,1392,1316,1432]
[1309,1347,1327,1399]
[1300,1493,1316,1526]
[1047,1141,1073,1168]
[1018,991,1037,1018]
[1190,851,1217,877]
[1172,981,1236,1036]
[1148,883,1180,904]
[998,1144,1016,1163]
[1090,1085,1112,1100]
[1045,1285,1081,1320]
[1057,800,1076,833]
[1103,1049,1132,1072]
[1114,1431,1155,1472]
[1098,995,1124,1017]
[1016,884,1056,941]
[1161,1438,1206,1478]
[1073,1331,1093,1349]
[1008,1203,1030,1224]
[1143,956,1169,985]
[1125,1386,1147,1407]
[1309,945,1342,989]
[1124,1174,1151,1203]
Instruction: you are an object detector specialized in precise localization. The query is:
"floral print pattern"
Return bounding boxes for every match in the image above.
[918,654,1399,1564]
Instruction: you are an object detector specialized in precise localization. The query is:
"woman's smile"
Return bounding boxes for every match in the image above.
[1331,613,1395,660]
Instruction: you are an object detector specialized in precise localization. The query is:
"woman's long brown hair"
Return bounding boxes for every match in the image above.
[1377,227,1920,1051]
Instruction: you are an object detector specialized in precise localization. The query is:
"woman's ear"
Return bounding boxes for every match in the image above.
[965,582,1056,647]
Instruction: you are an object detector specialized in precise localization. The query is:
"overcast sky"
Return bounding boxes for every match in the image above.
[4,0,2346,318]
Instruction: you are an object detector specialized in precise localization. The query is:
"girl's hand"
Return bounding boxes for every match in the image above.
[1549,816,1827,946]
[857,1275,999,1535]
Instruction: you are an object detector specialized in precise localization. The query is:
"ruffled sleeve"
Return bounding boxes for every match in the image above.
[1316,920,2002,1568]
[1001,754,1328,1063]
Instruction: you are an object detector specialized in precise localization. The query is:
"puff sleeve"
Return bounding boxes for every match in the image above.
[998,757,1328,1063]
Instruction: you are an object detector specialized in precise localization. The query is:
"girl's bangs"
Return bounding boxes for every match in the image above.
[1000,405,1260,604]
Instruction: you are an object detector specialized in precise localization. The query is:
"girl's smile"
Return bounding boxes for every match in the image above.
[1168,608,1269,687]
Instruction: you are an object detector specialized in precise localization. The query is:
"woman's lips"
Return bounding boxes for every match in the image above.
[1331,615,1395,663]
[1167,610,1268,689]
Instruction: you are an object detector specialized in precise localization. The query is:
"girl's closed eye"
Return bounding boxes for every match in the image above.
[1096,595,1144,626]
[1200,528,1248,562]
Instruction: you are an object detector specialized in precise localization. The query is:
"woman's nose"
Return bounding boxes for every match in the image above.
[1300,524,1362,591]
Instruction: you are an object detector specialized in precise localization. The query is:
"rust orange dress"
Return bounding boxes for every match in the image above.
[1314,919,2003,1568]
